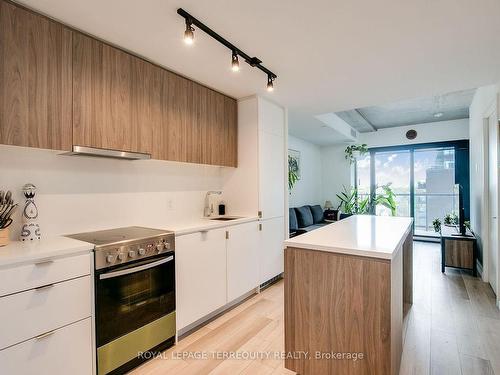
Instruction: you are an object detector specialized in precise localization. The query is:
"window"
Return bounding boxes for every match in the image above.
[355,141,469,236]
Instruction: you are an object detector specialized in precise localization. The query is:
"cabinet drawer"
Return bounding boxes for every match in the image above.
[0,253,91,297]
[0,276,91,350]
[0,317,92,375]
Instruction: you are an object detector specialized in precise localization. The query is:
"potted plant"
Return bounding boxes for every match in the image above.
[377,185,397,216]
[444,212,458,226]
[336,185,357,219]
[432,218,442,233]
[344,144,368,164]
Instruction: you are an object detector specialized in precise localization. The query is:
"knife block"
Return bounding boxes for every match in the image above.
[0,228,9,247]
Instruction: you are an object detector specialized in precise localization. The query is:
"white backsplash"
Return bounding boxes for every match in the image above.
[0,145,230,239]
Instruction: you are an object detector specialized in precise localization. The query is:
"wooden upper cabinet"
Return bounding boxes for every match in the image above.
[72,33,155,154]
[0,0,237,166]
[153,72,237,167]
[0,0,72,151]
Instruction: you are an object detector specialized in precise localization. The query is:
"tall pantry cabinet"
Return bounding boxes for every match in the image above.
[224,96,287,284]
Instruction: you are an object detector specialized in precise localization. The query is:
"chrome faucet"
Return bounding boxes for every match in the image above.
[204,191,222,217]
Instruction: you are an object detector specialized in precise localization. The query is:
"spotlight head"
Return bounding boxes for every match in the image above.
[184,20,194,45]
[231,51,240,72]
[266,75,274,92]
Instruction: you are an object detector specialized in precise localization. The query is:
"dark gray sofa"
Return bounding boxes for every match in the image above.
[289,205,328,237]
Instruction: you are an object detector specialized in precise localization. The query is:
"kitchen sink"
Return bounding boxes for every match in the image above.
[209,217,241,221]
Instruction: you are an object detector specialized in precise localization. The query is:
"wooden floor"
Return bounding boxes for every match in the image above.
[131,241,500,375]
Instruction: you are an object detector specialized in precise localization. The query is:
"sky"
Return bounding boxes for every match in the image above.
[357,148,455,194]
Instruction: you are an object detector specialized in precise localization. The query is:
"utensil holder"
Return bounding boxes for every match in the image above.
[0,228,9,247]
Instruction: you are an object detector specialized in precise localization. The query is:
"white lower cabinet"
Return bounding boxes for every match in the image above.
[227,221,260,301]
[176,228,228,330]
[0,275,91,350]
[176,219,283,332]
[0,252,93,375]
[259,216,285,284]
[0,317,93,375]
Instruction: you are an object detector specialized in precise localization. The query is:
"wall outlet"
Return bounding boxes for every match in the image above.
[167,199,174,211]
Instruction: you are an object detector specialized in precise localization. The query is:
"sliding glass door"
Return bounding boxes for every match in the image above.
[414,147,457,234]
[355,140,469,237]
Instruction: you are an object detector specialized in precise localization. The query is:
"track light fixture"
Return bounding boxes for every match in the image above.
[266,75,274,92]
[231,51,240,72]
[184,19,194,45]
[177,8,277,92]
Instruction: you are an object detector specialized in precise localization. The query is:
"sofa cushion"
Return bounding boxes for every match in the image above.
[295,206,314,228]
[302,223,328,232]
[289,208,299,231]
[309,205,324,224]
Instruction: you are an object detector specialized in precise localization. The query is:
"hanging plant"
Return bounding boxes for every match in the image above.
[345,144,368,164]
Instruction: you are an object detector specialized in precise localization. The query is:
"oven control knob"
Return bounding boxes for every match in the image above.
[164,241,171,250]
[106,254,116,263]
[128,250,136,258]
[118,252,126,261]
[138,248,146,256]
[156,243,164,252]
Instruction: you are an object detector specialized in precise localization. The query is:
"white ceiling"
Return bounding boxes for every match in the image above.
[16,0,500,146]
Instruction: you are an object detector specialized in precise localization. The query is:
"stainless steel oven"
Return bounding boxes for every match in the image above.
[67,227,176,375]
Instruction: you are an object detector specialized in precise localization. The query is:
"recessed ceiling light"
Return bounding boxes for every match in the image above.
[433,112,444,118]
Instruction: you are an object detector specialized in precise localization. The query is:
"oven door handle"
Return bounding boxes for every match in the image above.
[99,256,174,280]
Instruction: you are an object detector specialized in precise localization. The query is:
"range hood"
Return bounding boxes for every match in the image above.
[62,146,151,160]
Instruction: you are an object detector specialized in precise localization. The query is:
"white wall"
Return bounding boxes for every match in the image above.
[0,145,227,239]
[358,118,469,148]
[469,83,499,275]
[320,145,352,209]
[288,136,323,207]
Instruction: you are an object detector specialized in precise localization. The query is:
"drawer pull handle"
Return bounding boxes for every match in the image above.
[35,260,54,266]
[35,330,55,340]
[35,283,54,291]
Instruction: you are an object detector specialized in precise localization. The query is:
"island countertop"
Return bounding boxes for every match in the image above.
[284,215,413,260]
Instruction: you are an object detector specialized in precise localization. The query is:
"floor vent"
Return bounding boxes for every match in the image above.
[260,273,283,290]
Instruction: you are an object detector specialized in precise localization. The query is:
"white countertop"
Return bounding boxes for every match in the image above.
[284,215,413,260]
[166,216,259,236]
[0,216,258,267]
[0,236,94,268]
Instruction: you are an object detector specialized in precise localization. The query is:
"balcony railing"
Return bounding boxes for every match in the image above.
[357,192,458,233]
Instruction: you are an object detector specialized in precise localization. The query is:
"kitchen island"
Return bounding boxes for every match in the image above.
[283,215,413,375]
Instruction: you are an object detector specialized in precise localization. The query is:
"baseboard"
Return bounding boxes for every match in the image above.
[177,287,258,338]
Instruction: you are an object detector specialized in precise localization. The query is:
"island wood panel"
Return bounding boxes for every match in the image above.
[0,0,72,151]
[403,228,413,306]
[390,243,403,375]
[72,33,154,154]
[284,248,394,375]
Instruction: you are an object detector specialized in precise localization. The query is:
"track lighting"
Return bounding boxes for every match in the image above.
[231,51,240,72]
[177,8,278,92]
[184,19,194,45]
[266,75,274,92]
